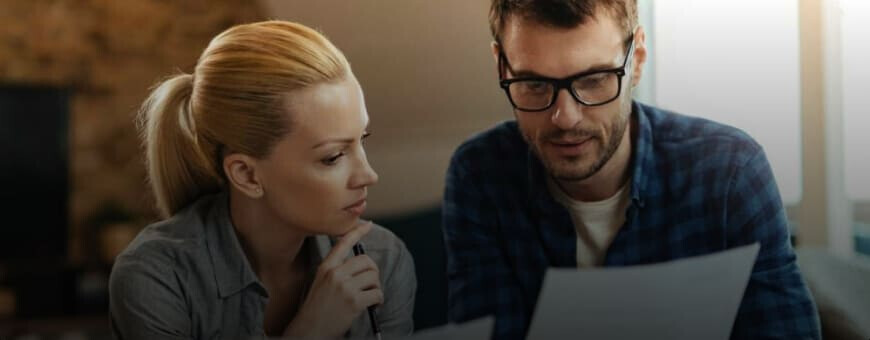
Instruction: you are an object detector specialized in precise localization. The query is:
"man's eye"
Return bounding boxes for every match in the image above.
[576,74,609,89]
[521,81,550,93]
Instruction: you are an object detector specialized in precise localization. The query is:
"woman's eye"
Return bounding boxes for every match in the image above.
[361,131,371,145]
[322,152,344,166]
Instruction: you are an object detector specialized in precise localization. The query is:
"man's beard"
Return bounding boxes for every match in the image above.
[525,99,631,182]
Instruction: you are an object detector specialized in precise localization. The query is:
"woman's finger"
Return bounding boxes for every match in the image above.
[320,220,372,270]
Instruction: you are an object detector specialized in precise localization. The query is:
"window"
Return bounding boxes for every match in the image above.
[841,0,870,255]
[646,1,802,207]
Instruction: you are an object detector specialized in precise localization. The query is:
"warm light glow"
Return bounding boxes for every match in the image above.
[651,0,802,205]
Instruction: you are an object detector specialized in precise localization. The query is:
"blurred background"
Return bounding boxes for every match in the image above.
[0,0,867,339]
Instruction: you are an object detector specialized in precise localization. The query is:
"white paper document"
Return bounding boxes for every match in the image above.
[402,316,494,340]
[527,243,760,340]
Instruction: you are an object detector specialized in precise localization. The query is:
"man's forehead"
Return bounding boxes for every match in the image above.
[500,15,626,77]
[500,7,624,42]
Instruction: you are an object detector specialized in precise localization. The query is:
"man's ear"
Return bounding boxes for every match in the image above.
[631,26,648,88]
[223,153,264,198]
[491,41,503,79]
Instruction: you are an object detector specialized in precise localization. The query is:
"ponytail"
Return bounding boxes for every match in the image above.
[138,74,222,217]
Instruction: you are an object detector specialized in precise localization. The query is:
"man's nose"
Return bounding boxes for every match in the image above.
[550,89,585,130]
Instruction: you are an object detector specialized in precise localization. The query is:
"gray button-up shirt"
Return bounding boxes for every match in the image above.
[109,193,416,339]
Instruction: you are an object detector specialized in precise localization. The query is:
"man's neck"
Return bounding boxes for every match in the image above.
[556,117,635,202]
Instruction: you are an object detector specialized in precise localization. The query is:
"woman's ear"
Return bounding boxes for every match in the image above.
[223,153,264,198]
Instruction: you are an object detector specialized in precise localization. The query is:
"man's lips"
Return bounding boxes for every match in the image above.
[550,137,592,145]
[547,137,594,156]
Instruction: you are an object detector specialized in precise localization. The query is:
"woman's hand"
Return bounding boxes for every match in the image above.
[284,221,382,339]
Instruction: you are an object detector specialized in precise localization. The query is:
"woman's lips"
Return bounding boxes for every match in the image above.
[344,198,367,216]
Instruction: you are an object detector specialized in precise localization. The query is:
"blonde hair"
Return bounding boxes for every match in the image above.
[138,21,350,217]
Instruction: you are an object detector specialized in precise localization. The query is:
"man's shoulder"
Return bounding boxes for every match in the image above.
[450,120,526,170]
[641,103,763,164]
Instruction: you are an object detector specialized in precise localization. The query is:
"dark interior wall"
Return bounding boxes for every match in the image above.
[0,85,68,262]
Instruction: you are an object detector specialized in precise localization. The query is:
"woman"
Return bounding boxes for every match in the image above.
[109,21,416,339]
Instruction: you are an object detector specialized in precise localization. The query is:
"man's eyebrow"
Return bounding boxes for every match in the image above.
[509,62,619,79]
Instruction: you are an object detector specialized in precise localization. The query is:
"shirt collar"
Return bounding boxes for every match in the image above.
[204,191,262,298]
[630,101,653,208]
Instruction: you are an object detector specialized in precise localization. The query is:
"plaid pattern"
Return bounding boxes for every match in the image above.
[442,102,821,339]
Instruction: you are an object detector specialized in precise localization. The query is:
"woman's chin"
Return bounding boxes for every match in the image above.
[319,218,360,237]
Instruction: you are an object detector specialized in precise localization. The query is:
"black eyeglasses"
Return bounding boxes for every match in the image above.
[498,33,636,112]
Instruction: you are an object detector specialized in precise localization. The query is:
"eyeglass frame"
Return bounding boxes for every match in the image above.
[497,32,637,112]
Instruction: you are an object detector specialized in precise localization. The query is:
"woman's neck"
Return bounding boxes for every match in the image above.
[228,189,309,277]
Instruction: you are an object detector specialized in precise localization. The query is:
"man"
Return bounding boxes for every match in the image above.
[442,1,821,339]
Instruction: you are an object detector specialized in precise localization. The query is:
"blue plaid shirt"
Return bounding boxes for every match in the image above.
[442,102,821,339]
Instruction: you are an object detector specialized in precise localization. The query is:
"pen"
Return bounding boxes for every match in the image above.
[353,242,382,340]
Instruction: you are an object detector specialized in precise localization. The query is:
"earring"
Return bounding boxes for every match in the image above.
[255,187,263,195]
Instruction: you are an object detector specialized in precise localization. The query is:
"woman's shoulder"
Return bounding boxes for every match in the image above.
[114,195,217,267]
[360,223,407,252]
[109,196,225,307]
[357,223,415,280]
[349,223,417,336]
[106,201,222,338]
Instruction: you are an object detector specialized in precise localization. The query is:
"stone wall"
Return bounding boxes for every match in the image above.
[0,0,264,263]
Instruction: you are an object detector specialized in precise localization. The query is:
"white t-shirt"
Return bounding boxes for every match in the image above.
[547,178,631,268]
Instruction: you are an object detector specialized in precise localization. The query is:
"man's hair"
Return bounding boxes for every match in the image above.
[489,0,638,43]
